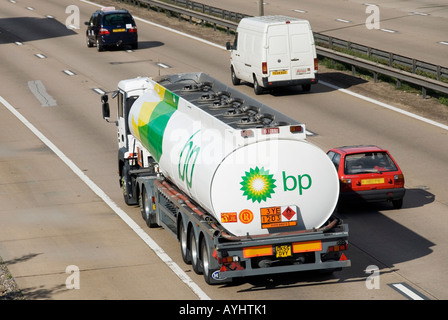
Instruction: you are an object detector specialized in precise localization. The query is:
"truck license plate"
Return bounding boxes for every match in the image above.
[275,245,292,258]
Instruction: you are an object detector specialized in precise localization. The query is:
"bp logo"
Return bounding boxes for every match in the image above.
[240,167,276,203]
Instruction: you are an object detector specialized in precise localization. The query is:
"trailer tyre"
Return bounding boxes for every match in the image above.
[180,222,191,264]
[190,231,203,275]
[140,186,158,228]
[201,240,220,285]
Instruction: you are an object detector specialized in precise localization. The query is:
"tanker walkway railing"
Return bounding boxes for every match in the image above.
[115,0,448,98]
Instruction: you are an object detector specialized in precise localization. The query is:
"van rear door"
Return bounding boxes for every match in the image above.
[266,22,315,82]
[289,22,315,80]
[266,24,291,82]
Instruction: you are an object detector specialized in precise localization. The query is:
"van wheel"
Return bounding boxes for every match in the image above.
[253,76,263,95]
[231,67,240,85]
[302,84,311,92]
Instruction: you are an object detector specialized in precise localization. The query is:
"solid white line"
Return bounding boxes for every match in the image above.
[0,96,211,301]
[392,283,425,300]
[320,80,448,131]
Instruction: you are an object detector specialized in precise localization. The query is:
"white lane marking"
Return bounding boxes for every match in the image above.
[92,88,106,95]
[157,62,171,69]
[380,28,398,33]
[438,41,448,46]
[410,12,430,16]
[35,53,47,59]
[0,96,211,301]
[63,70,76,76]
[319,80,448,131]
[390,283,428,300]
[336,18,352,23]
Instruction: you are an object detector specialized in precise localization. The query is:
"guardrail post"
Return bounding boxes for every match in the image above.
[422,87,427,99]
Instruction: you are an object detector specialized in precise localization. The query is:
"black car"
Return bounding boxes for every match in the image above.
[85,7,138,51]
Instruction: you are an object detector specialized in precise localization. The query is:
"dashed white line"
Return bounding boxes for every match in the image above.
[157,62,171,69]
[390,283,429,300]
[92,88,106,95]
[380,28,398,33]
[63,70,76,76]
[336,18,352,23]
[410,12,430,16]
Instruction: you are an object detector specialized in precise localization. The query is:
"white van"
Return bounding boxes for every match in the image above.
[226,15,318,95]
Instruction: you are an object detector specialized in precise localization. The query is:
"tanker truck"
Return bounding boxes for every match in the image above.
[101,72,350,284]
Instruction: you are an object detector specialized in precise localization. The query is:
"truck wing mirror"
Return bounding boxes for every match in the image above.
[101,94,110,120]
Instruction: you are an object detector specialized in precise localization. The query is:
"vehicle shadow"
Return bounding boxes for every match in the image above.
[265,71,368,97]
[137,40,164,50]
[219,189,435,291]
[0,17,77,44]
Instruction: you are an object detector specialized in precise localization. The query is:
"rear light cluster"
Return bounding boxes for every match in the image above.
[99,28,110,35]
[262,62,268,75]
[128,27,137,33]
[328,242,348,252]
[340,178,352,192]
[394,174,404,187]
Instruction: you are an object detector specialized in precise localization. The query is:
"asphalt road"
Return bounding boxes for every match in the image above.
[0,0,447,301]
[200,0,448,66]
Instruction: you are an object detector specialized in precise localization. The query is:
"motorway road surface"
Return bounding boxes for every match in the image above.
[200,0,448,66]
[0,0,447,300]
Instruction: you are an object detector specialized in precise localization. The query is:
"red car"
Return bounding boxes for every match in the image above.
[327,145,405,209]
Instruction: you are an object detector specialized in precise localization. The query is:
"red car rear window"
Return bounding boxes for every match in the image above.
[344,152,398,175]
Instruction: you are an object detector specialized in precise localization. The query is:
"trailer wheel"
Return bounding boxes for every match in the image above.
[140,186,158,228]
[190,231,203,275]
[179,221,191,264]
[201,240,219,285]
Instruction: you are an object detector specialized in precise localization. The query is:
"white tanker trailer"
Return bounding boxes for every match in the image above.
[101,72,350,284]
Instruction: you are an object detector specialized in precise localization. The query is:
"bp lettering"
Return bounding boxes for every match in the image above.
[282,171,312,195]
[178,130,200,189]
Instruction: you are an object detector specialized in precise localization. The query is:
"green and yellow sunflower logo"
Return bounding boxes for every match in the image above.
[240,167,276,203]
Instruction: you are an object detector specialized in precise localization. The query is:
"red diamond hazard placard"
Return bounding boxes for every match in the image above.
[281,206,297,221]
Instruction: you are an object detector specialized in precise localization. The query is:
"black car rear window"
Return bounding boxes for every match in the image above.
[103,13,134,27]
[344,152,398,174]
